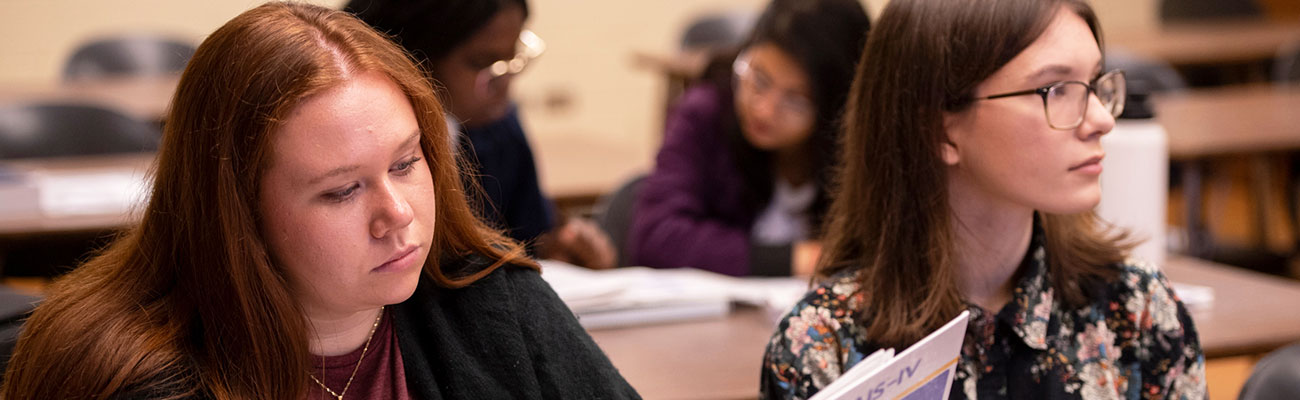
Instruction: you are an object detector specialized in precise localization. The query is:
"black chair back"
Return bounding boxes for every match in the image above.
[1160,0,1263,23]
[680,11,755,52]
[63,36,195,82]
[0,286,40,374]
[0,103,160,159]
[1275,39,1300,84]
[592,174,647,267]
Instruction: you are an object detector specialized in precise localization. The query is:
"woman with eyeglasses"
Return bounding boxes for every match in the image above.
[348,0,616,270]
[760,0,1205,398]
[628,0,870,277]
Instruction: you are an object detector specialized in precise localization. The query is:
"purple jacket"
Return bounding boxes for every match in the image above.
[627,85,792,276]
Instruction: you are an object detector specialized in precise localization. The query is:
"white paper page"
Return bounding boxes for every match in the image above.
[538,260,731,328]
[812,347,896,400]
[33,168,150,217]
[1170,281,1214,312]
[811,310,970,400]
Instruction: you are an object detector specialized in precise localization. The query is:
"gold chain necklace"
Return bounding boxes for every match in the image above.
[308,306,385,400]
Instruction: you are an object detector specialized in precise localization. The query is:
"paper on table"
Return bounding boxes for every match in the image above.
[1170,281,1214,313]
[32,168,151,217]
[539,260,731,329]
[0,173,39,218]
[539,260,814,329]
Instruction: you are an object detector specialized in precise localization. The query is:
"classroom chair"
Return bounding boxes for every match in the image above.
[592,174,647,267]
[62,35,196,82]
[1105,48,1188,93]
[1159,0,1263,23]
[1274,39,1300,84]
[679,10,754,53]
[0,285,40,374]
[1238,343,1300,400]
[0,103,160,159]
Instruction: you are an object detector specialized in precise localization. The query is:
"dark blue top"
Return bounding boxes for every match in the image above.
[459,106,555,250]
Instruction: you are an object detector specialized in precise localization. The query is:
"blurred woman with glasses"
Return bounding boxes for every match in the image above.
[760,0,1205,398]
[348,0,616,269]
[628,0,870,277]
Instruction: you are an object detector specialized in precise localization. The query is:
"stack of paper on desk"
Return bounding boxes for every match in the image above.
[0,167,150,218]
[539,260,809,330]
[0,168,39,218]
[811,311,970,400]
[1170,281,1214,313]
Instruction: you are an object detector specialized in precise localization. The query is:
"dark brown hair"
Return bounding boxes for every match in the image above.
[726,0,870,228]
[819,0,1131,349]
[2,3,532,398]
[345,0,529,64]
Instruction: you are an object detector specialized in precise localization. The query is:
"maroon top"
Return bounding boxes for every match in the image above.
[307,311,413,400]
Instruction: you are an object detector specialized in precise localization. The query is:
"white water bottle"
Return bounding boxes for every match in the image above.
[1097,87,1168,268]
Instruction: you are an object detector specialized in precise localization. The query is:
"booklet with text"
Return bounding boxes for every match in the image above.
[811,310,970,400]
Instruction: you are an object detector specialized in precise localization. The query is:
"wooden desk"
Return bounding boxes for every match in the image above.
[0,76,178,122]
[590,256,1300,400]
[1163,255,1300,358]
[1110,20,1300,67]
[0,134,649,237]
[1155,85,1300,159]
[589,306,772,400]
[1152,84,1300,253]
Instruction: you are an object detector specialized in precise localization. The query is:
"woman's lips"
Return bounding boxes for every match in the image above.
[374,245,419,272]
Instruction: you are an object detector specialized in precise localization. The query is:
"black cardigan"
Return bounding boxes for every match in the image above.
[118,261,640,399]
[393,262,641,399]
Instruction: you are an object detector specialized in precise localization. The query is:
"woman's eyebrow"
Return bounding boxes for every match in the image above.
[1026,64,1074,82]
[393,130,421,156]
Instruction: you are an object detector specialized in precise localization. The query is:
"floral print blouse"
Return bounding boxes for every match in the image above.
[760,228,1207,400]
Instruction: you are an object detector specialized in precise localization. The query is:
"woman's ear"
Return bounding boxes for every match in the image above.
[941,112,963,166]
[941,141,960,166]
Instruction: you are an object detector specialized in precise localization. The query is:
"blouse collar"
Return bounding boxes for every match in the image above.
[974,214,1055,351]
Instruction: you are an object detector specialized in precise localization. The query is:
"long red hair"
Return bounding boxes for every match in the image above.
[2,3,533,398]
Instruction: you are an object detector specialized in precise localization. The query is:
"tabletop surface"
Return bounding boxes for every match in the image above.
[589,255,1300,400]
[1108,20,1300,66]
[1154,84,1300,158]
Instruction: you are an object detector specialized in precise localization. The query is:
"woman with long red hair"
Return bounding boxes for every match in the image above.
[2,3,637,399]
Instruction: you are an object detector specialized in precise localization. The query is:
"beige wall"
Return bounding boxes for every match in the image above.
[0,0,346,83]
[0,0,1154,152]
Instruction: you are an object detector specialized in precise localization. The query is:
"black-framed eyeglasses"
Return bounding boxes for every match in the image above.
[972,69,1126,130]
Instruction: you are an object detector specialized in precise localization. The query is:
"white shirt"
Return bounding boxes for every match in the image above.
[750,178,816,245]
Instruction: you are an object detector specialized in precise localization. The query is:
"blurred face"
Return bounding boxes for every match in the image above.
[942,8,1115,214]
[432,5,525,128]
[259,71,436,317]
[734,43,817,151]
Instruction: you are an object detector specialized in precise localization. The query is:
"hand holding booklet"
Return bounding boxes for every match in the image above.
[811,311,970,400]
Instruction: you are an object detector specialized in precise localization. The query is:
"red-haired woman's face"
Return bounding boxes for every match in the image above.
[259,71,436,318]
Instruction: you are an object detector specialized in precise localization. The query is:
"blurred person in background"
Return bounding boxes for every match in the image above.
[627,0,870,277]
[348,0,616,269]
